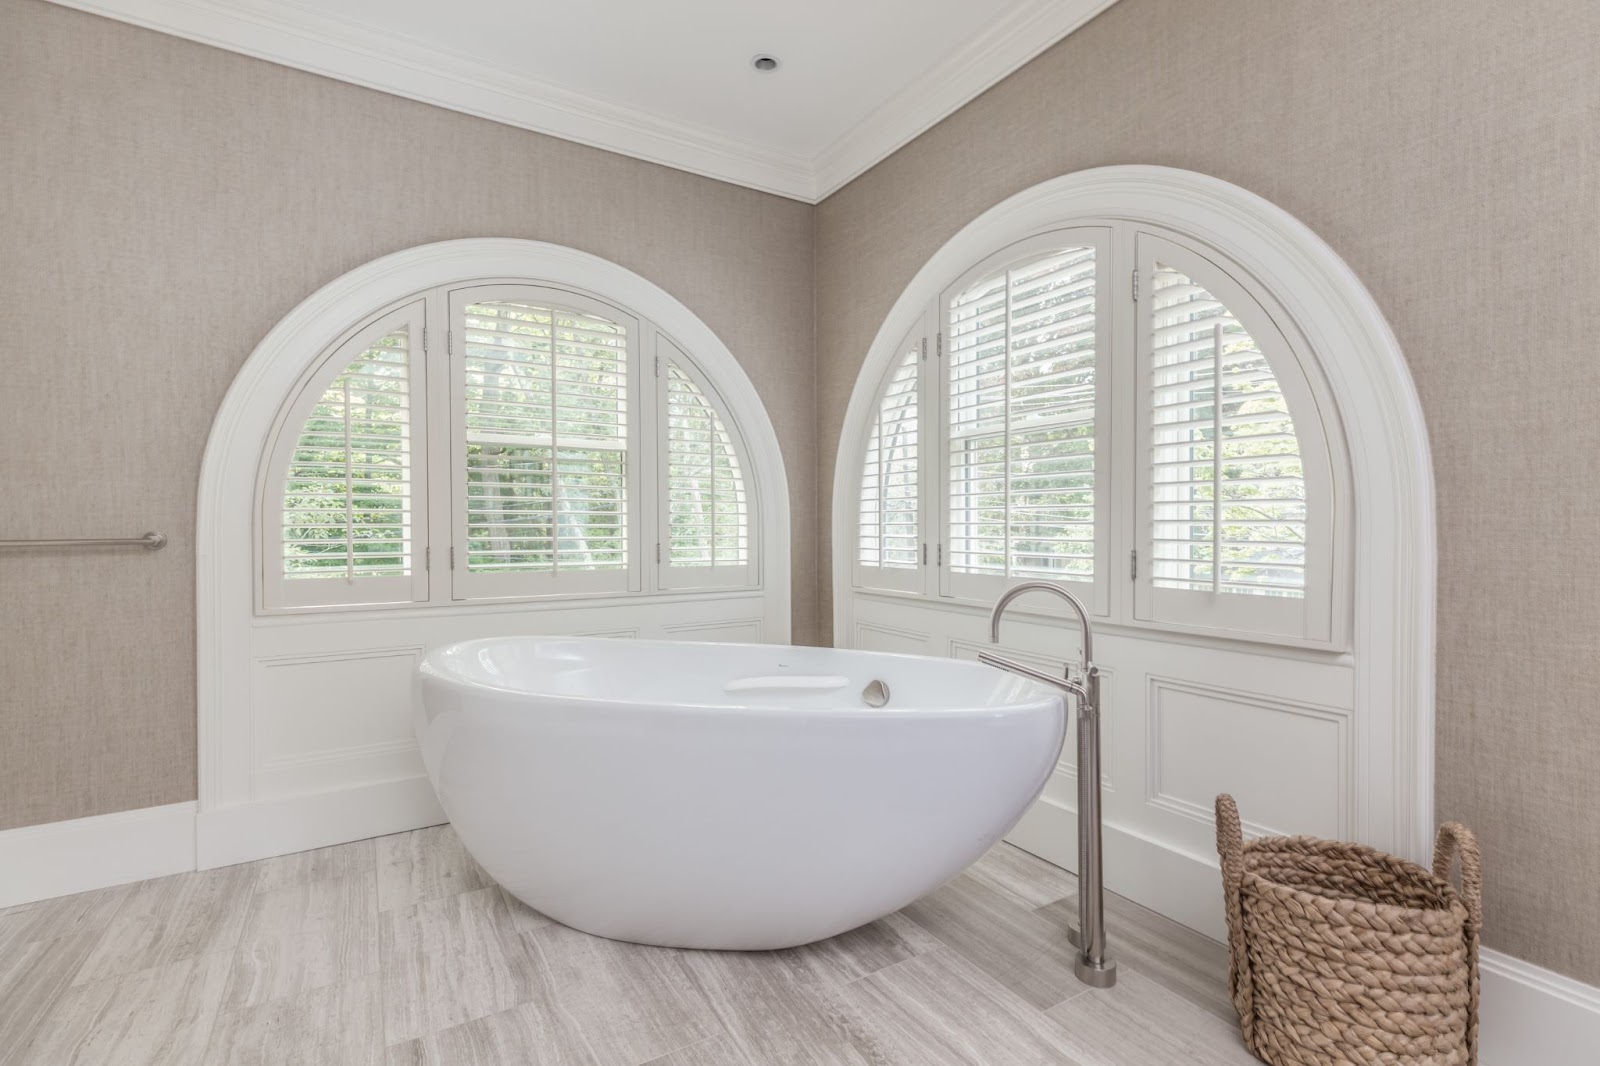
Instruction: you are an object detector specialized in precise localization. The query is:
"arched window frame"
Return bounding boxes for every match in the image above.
[255,274,762,614]
[831,168,1434,864]
[848,218,1350,649]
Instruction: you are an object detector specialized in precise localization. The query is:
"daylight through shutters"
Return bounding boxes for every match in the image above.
[461,299,628,574]
[859,347,920,569]
[282,328,412,580]
[666,362,749,566]
[946,246,1097,582]
[1148,263,1307,597]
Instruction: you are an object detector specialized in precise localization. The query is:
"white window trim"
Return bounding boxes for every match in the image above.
[200,239,791,808]
[830,166,1436,862]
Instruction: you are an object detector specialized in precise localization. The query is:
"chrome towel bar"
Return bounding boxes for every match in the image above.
[0,531,167,550]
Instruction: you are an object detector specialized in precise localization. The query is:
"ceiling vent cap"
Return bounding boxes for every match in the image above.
[751,54,780,72]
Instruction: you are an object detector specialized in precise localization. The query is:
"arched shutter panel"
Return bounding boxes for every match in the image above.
[452,286,636,598]
[942,232,1110,609]
[1135,230,1335,642]
[660,354,752,587]
[857,342,921,589]
[268,303,427,609]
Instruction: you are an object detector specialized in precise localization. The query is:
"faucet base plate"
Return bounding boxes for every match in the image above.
[1074,954,1118,988]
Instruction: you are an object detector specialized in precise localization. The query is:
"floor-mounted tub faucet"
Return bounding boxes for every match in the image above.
[978,581,1117,988]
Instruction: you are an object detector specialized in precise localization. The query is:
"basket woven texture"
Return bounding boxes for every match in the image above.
[1215,795,1481,1066]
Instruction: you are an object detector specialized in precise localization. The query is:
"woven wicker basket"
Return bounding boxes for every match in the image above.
[1214,794,1482,1066]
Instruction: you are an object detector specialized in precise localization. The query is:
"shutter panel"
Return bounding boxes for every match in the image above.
[455,289,632,597]
[858,344,920,579]
[947,243,1099,588]
[1136,229,1337,644]
[664,360,749,571]
[274,305,424,608]
[1148,263,1306,597]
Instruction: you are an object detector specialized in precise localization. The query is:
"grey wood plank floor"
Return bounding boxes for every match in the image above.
[0,826,1256,1065]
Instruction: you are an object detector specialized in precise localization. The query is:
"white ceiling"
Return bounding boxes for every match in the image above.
[44,0,1119,201]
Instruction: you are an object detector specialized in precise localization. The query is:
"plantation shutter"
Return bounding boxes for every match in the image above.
[453,286,634,598]
[659,349,753,589]
[1136,231,1334,642]
[857,340,921,589]
[272,304,426,609]
[944,235,1106,603]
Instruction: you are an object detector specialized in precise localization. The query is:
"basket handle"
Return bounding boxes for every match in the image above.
[1214,795,1252,1040]
[1432,821,1483,933]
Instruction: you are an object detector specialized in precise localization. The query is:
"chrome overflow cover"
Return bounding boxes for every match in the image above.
[862,679,890,707]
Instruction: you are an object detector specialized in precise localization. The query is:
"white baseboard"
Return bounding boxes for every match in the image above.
[1479,949,1600,1066]
[0,801,197,908]
[1006,792,1230,940]
[0,777,445,908]
[1007,794,1600,1066]
[196,775,445,869]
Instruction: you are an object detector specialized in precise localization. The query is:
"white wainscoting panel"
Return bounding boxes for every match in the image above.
[845,587,1354,936]
[852,619,931,655]
[1146,676,1349,840]
[203,592,773,866]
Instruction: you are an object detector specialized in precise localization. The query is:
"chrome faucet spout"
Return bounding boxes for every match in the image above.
[987,580,1094,679]
[984,581,1116,988]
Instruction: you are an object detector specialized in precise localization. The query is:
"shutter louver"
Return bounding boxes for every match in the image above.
[665,362,749,567]
[947,246,1097,582]
[282,328,412,581]
[858,347,919,570]
[462,299,627,575]
[1149,262,1306,597]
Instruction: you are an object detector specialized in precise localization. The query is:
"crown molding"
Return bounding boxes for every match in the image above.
[42,0,1119,202]
[812,0,1121,198]
[41,0,817,199]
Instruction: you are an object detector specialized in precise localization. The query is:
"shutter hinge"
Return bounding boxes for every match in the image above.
[422,326,428,353]
[1131,269,1140,302]
[936,332,944,358]
[1130,549,1138,580]
[425,546,431,572]
[920,337,927,361]
[654,355,660,377]
[450,546,456,570]
[937,544,943,567]
[921,543,927,565]
[447,330,454,355]
[656,542,661,563]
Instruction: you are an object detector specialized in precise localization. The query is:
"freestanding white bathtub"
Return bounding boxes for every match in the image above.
[416,636,1065,950]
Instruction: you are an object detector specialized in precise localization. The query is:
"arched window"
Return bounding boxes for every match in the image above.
[260,281,758,612]
[850,221,1343,646]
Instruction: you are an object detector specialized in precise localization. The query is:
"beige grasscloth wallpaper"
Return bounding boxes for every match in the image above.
[5,0,1600,985]
[0,0,816,826]
[814,0,1600,982]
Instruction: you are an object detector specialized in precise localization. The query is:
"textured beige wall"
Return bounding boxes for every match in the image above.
[0,0,817,830]
[814,0,1600,981]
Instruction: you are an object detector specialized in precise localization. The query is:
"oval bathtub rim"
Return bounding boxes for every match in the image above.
[417,635,1067,719]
